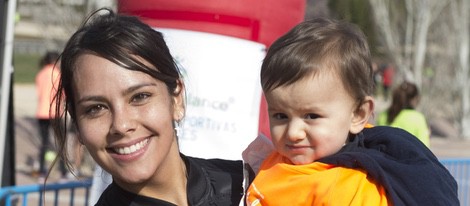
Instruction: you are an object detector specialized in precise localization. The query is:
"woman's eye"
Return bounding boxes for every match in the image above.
[305,113,320,119]
[85,105,106,116]
[131,93,151,103]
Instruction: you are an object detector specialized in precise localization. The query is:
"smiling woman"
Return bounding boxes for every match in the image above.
[51,8,244,206]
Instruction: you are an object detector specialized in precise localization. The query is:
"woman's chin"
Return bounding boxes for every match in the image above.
[113,169,153,186]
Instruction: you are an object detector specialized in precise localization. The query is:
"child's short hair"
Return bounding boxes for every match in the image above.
[261,17,374,105]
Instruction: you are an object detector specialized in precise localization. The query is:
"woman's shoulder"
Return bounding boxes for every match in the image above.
[184,155,244,206]
[399,109,425,116]
[395,109,427,123]
[95,182,177,206]
[186,155,243,174]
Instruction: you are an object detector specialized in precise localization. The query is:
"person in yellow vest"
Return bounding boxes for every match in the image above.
[377,81,430,147]
[245,18,458,206]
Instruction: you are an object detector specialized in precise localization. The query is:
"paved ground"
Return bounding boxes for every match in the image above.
[12,84,470,186]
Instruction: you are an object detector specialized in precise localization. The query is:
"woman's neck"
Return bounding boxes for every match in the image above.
[149,143,188,205]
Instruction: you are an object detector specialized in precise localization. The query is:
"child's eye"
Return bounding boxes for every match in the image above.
[305,113,320,119]
[272,113,288,120]
[131,93,151,104]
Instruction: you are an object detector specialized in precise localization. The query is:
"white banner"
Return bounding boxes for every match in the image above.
[160,28,265,160]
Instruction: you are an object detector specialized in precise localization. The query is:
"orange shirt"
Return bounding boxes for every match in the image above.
[35,64,60,119]
[246,152,390,206]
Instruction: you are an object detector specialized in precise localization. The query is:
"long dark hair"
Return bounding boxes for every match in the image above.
[386,81,419,124]
[52,8,183,174]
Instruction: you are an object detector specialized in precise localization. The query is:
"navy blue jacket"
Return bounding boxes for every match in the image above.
[319,126,459,206]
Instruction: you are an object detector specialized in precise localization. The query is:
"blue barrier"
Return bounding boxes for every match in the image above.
[440,158,470,206]
[0,178,92,206]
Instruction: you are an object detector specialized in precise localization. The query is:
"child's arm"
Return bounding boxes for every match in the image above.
[242,134,274,174]
[240,134,274,206]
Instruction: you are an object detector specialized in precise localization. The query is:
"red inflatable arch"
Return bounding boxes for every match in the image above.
[118,0,306,138]
[118,0,305,47]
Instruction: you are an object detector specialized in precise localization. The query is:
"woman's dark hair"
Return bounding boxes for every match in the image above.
[53,8,183,174]
[386,81,420,124]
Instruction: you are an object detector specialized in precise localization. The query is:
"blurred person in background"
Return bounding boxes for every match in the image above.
[380,63,394,101]
[35,51,68,180]
[377,81,430,147]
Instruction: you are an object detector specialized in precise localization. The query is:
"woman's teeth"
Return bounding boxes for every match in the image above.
[114,139,148,155]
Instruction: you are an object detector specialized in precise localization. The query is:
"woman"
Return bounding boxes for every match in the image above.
[53,8,243,205]
[377,81,430,147]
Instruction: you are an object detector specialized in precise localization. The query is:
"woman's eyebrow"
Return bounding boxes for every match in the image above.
[76,83,158,104]
[122,83,157,96]
[76,96,106,104]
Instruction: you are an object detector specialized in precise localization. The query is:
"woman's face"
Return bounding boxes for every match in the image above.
[72,53,184,187]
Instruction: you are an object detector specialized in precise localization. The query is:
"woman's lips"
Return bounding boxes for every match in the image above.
[113,138,149,155]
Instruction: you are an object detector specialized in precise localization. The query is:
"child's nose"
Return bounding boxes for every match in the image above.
[286,120,306,142]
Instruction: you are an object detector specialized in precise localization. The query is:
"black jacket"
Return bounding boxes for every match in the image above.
[319,126,459,206]
[95,154,244,206]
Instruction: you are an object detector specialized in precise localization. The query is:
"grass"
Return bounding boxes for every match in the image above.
[13,53,41,84]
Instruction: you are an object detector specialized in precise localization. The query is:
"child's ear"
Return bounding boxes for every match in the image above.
[172,79,185,121]
[350,96,374,134]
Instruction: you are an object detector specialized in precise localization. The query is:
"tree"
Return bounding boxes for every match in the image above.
[19,0,117,52]
[328,0,379,56]
[369,0,447,86]
[450,0,470,138]
[369,0,470,139]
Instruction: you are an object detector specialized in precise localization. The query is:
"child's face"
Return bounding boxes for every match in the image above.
[265,71,360,165]
[72,53,184,187]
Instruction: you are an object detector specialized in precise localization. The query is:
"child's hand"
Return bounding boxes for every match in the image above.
[242,134,274,174]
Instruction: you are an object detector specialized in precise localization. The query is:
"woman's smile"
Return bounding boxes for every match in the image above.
[109,137,150,155]
[113,139,148,155]
[108,137,151,162]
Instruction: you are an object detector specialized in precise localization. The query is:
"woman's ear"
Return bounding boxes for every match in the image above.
[172,79,185,121]
[350,96,374,134]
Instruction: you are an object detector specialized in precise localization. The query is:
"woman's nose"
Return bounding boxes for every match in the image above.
[109,106,137,136]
